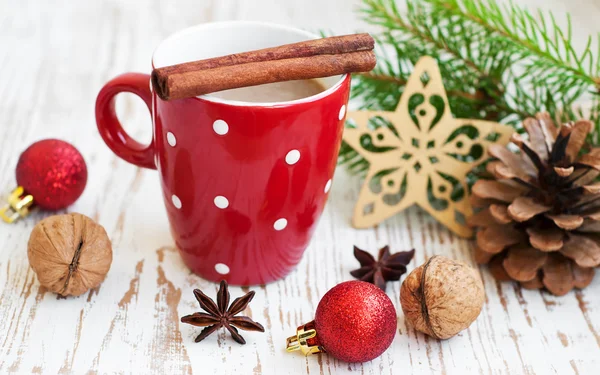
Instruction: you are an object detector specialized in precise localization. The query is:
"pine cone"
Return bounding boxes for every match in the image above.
[469,113,600,296]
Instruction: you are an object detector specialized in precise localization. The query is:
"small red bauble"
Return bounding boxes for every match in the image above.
[286,280,397,363]
[1,139,87,222]
[16,139,87,210]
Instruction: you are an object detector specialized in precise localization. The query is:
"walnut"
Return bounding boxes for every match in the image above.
[27,213,112,296]
[400,255,484,339]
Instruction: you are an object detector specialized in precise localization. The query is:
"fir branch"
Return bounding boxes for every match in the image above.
[339,0,600,174]
[426,0,598,122]
[359,0,533,120]
[432,0,600,89]
[361,0,491,79]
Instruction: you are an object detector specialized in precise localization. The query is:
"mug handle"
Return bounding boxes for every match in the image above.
[95,73,156,170]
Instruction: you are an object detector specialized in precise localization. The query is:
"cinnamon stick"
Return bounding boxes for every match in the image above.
[156,33,374,74]
[152,33,376,101]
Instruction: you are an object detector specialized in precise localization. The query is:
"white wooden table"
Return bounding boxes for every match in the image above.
[1,0,599,374]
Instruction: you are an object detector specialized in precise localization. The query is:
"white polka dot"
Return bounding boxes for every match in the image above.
[285,150,301,165]
[324,179,332,193]
[215,263,230,275]
[167,132,177,147]
[338,105,346,121]
[171,194,182,209]
[273,218,288,231]
[213,119,229,135]
[214,196,229,209]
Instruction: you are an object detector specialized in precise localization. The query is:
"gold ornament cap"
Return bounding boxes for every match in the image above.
[0,187,34,223]
[285,320,324,356]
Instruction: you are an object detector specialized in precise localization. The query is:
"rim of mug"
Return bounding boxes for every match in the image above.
[151,21,348,107]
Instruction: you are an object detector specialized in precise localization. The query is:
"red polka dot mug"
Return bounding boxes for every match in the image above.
[95,22,350,285]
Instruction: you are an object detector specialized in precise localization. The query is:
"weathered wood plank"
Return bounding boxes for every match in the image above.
[0,0,599,374]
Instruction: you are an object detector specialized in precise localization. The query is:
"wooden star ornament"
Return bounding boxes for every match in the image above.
[343,56,513,237]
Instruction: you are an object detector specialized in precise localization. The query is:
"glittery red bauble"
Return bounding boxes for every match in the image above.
[314,281,396,363]
[16,139,87,210]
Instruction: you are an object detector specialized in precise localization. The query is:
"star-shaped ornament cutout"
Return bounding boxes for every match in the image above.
[343,56,513,237]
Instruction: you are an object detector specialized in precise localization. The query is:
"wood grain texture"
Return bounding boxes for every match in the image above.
[0,0,599,374]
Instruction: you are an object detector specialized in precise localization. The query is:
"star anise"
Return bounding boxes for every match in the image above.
[350,246,415,291]
[181,280,265,344]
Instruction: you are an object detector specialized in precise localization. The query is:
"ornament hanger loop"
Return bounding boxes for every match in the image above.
[285,321,323,356]
[0,187,34,223]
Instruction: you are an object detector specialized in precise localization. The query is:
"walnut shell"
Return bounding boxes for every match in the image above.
[400,256,484,339]
[27,213,112,296]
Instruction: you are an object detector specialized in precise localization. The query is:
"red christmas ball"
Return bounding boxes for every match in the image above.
[16,139,87,210]
[314,281,397,362]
